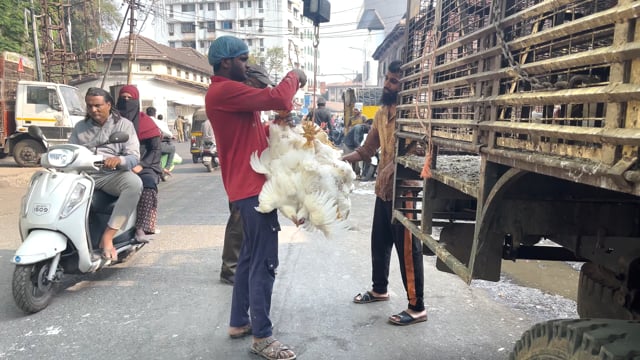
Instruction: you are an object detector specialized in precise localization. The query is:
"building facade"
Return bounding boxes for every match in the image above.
[73,35,212,127]
[164,0,318,88]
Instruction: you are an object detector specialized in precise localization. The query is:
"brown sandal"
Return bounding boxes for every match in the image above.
[250,337,296,360]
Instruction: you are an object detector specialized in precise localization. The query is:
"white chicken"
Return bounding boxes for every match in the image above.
[250,120,356,238]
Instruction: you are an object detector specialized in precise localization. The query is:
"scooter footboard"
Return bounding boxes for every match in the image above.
[12,230,68,265]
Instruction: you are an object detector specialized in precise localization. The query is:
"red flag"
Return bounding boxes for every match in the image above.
[17,58,24,73]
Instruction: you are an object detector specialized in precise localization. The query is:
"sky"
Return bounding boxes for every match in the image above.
[120,0,403,84]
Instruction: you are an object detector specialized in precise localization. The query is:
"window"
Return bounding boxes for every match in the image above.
[169,41,175,48]
[169,5,173,18]
[185,72,190,79]
[219,2,230,10]
[239,1,243,8]
[139,62,152,72]
[199,3,203,10]
[177,69,181,77]
[239,20,244,27]
[259,19,263,27]
[247,39,253,46]
[168,24,174,36]
[221,20,232,30]
[258,0,263,12]
[248,20,252,27]
[181,4,195,12]
[167,67,172,75]
[183,41,196,49]
[207,3,215,11]
[110,62,122,71]
[247,0,252,8]
[181,23,196,33]
[207,21,215,32]
[26,86,54,105]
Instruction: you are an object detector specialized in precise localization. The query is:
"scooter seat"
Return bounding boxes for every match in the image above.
[91,190,118,215]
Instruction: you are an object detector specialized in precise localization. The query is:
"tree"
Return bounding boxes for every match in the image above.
[0,0,30,53]
[264,47,284,82]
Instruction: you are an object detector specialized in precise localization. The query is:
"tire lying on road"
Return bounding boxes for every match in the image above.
[510,318,640,359]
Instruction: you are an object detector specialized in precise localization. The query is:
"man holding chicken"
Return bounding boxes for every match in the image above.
[205,36,306,360]
[342,60,428,326]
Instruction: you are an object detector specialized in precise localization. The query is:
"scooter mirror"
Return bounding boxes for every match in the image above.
[108,132,129,144]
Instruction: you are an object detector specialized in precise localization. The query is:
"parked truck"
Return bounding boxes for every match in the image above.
[0,51,85,166]
[393,0,640,357]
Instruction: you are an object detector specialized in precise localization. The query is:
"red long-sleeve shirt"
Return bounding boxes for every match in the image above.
[205,71,299,202]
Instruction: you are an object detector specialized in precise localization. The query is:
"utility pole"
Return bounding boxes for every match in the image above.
[29,0,43,81]
[126,0,137,84]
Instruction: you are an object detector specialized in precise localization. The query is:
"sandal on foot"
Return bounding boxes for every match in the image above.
[101,247,117,261]
[353,291,389,304]
[229,324,252,339]
[250,337,296,360]
[388,310,428,326]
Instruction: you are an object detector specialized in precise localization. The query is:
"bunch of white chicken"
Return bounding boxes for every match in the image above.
[250,120,356,238]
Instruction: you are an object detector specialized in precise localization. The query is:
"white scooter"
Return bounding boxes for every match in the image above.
[11,126,145,313]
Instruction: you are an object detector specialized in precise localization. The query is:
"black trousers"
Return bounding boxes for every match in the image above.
[371,197,425,312]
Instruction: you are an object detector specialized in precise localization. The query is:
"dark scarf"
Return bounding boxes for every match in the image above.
[116,98,140,131]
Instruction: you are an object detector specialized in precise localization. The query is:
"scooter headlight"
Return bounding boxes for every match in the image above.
[60,182,87,218]
[46,148,76,167]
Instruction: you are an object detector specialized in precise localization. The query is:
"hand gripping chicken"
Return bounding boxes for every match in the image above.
[251,118,356,238]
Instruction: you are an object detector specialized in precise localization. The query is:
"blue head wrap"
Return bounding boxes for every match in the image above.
[208,36,249,66]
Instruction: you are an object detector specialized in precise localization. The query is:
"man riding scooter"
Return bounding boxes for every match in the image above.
[69,87,142,261]
[200,117,218,171]
[146,107,176,180]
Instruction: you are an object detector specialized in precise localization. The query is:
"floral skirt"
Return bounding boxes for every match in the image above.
[136,188,158,234]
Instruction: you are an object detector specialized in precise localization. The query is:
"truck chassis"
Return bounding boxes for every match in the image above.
[394,0,640,357]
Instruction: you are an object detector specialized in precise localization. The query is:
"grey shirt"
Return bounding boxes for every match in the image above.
[68,114,140,170]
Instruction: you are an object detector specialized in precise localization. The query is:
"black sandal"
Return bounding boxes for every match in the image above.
[388,310,428,326]
[353,290,389,304]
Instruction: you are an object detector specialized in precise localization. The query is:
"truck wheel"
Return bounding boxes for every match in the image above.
[510,319,640,360]
[12,262,56,313]
[13,139,45,167]
[577,263,638,319]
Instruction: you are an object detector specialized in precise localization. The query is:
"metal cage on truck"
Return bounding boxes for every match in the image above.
[393,0,640,357]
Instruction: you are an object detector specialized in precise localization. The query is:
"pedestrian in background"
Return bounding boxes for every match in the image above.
[206,35,305,360]
[174,115,185,142]
[342,60,428,326]
[219,63,275,285]
[342,119,373,179]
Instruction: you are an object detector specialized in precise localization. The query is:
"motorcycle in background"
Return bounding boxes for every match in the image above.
[202,140,219,172]
[11,126,146,313]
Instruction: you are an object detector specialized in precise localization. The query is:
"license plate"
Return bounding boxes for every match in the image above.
[203,156,212,162]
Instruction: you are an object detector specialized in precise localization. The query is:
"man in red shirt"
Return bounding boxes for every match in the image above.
[205,36,305,360]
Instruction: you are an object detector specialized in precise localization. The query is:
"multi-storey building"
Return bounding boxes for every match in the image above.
[164,0,318,88]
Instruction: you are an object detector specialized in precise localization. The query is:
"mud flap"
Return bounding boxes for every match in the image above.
[11,230,67,265]
[435,223,500,281]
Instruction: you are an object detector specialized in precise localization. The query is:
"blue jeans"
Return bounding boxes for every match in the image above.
[229,196,280,338]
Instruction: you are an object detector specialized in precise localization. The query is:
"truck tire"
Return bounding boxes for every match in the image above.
[13,139,45,167]
[577,263,638,320]
[510,318,640,360]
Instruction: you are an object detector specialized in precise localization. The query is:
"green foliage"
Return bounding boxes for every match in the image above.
[0,0,30,53]
[264,47,284,80]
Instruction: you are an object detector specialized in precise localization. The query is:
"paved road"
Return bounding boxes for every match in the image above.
[0,143,577,359]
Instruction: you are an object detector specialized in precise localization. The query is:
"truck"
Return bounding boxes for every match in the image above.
[0,51,85,166]
[392,0,640,357]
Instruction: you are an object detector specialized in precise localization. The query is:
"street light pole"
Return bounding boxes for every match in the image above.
[348,47,366,88]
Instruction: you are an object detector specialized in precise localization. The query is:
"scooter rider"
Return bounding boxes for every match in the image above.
[68,87,142,262]
[146,106,176,178]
